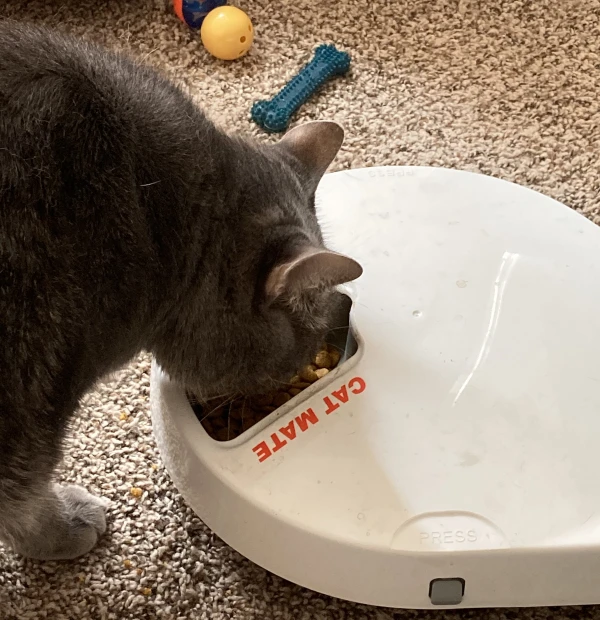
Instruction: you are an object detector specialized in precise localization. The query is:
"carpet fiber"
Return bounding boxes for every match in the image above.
[1,0,599,618]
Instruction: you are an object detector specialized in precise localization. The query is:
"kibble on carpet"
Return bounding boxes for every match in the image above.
[1,0,600,618]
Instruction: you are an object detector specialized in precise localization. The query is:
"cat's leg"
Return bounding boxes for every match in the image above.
[0,423,109,560]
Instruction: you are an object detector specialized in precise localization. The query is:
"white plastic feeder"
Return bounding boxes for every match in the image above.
[151,166,600,609]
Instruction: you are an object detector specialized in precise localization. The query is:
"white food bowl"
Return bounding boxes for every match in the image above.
[151,166,600,609]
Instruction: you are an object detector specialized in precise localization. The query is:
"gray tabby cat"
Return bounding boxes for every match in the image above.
[0,20,362,560]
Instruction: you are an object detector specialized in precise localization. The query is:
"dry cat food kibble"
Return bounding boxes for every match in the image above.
[190,344,341,441]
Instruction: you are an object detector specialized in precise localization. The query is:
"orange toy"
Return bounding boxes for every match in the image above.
[200,6,254,60]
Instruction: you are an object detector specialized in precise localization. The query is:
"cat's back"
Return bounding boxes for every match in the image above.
[0,19,91,70]
[0,21,133,180]
[0,20,151,99]
[0,19,208,183]
[0,20,141,231]
[0,19,196,148]
[1,20,120,113]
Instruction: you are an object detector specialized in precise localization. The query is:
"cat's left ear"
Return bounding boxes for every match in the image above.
[277,121,344,192]
[265,247,363,301]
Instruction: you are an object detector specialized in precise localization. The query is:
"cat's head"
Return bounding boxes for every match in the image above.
[218,121,361,395]
[167,121,363,400]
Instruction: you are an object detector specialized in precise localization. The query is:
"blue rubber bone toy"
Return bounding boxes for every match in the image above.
[251,44,351,133]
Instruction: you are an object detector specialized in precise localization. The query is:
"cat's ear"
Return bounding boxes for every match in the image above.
[265,247,362,301]
[277,121,344,191]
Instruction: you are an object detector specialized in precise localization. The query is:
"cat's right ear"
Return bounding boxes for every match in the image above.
[265,247,363,302]
[276,121,344,192]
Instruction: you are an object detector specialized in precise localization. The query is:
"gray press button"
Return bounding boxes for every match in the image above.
[429,578,465,605]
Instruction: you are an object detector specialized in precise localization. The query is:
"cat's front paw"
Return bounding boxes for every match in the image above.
[28,484,109,561]
[6,484,109,561]
[56,483,109,538]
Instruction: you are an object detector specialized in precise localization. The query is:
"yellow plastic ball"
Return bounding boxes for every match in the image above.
[200,6,254,61]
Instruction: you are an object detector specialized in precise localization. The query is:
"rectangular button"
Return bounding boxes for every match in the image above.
[429,578,465,605]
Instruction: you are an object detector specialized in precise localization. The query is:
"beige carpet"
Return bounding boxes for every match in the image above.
[1,0,599,618]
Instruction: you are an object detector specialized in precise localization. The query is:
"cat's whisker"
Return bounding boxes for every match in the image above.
[326,325,350,333]
[205,391,235,402]
[241,397,248,428]
[269,377,294,386]
[198,393,239,423]
[140,46,161,62]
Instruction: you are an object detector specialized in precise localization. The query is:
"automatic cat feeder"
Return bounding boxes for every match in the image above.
[151,166,600,609]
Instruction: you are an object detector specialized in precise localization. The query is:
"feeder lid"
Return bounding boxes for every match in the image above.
[200,166,600,551]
